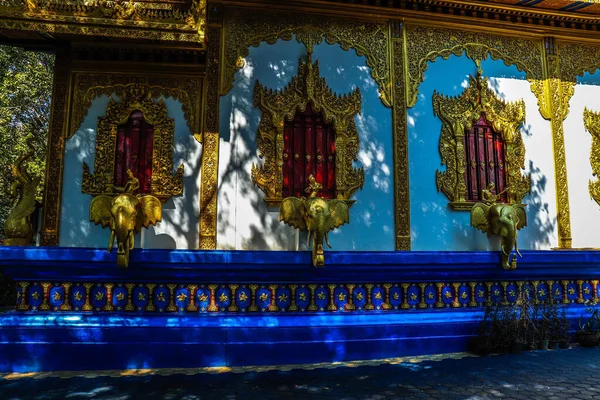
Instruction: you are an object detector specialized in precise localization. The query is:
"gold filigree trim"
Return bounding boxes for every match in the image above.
[199,23,222,250]
[405,25,544,109]
[544,41,574,248]
[81,84,183,200]
[0,0,206,44]
[392,22,410,250]
[223,8,391,107]
[433,69,530,207]
[70,75,203,141]
[583,108,600,207]
[252,52,364,204]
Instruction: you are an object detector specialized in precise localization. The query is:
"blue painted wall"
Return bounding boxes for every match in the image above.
[60,96,201,249]
[409,56,558,251]
[218,37,394,251]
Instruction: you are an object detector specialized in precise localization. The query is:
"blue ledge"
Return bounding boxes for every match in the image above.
[1,247,600,282]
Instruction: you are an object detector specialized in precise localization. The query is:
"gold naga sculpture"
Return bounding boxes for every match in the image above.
[90,169,162,268]
[3,136,40,246]
[470,183,527,270]
[279,175,350,267]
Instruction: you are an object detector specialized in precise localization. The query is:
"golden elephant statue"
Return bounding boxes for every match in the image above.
[279,175,350,267]
[90,185,162,268]
[470,184,527,270]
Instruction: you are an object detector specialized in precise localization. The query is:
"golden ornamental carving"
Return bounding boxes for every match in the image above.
[252,51,364,205]
[433,68,530,209]
[583,108,600,208]
[391,22,410,250]
[542,40,574,248]
[198,24,222,250]
[81,84,183,200]
[405,25,544,109]
[0,0,206,44]
[223,9,392,107]
[70,74,203,141]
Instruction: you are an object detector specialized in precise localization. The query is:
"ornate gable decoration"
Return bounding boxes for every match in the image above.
[432,68,530,210]
[583,108,600,207]
[82,84,184,200]
[0,0,206,44]
[251,52,364,205]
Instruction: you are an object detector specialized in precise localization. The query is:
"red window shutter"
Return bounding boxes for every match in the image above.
[114,110,154,194]
[283,104,336,199]
[464,115,507,202]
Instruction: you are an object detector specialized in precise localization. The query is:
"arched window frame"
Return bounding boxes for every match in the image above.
[432,69,530,210]
[252,51,364,206]
[82,84,184,201]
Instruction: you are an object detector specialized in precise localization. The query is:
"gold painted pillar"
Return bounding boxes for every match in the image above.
[540,38,574,248]
[391,21,411,250]
[199,4,223,249]
[40,46,72,247]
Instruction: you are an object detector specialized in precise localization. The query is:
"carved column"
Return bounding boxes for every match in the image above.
[392,21,411,250]
[40,46,71,246]
[199,4,223,249]
[539,38,573,248]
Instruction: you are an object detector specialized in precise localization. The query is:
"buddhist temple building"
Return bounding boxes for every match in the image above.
[1,0,600,372]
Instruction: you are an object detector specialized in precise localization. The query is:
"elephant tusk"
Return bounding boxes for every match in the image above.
[502,245,509,257]
[108,230,115,253]
[325,232,332,249]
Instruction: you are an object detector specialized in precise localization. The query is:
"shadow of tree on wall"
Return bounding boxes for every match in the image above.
[522,160,557,249]
[216,55,297,250]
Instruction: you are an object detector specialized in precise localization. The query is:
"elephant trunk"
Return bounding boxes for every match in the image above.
[115,208,133,268]
[500,219,517,270]
[312,227,326,267]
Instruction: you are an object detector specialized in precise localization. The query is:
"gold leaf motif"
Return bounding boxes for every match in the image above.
[278,294,288,302]
[238,292,248,302]
[219,293,228,303]
[95,292,104,301]
[584,108,600,209]
[223,9,391,106]
[138,292,146,301]
[405,25,543,108]
[356,292,364,301]
[53,292,61,301]
[433,71,530,207]
[252,53,364,204]
[116,293,125,301]
[299,292,307,301]
[198,293,208,302]
[0,0,206,44]
[317,292,326,300]
[74,291,82,301]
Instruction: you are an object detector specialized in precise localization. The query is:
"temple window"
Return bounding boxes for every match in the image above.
[463,115,507,203]
[82,84,183,201]
[283,104,336,199]
[114,111,154,194]
[252,52,364,206]
[433,69,530,210]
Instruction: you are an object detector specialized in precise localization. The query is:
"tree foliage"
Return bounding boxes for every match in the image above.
[0,46,54,241]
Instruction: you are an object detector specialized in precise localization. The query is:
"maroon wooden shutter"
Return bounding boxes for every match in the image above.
[114,110,154,194]
[283,104,336,199]
[464,115,507,202]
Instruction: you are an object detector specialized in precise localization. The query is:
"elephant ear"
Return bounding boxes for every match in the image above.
[90,195,113,228]
[136,195,163,231]
[470,203,490,233]
[327,200,350,231]
[279,197,307,231]
[514,204,528,230]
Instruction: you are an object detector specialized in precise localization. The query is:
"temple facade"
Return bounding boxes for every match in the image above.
[1,0,600,372]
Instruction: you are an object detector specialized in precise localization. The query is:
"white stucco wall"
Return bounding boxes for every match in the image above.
[564,79,600,248]
[217,37,395,251]
[59,96,201,249]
